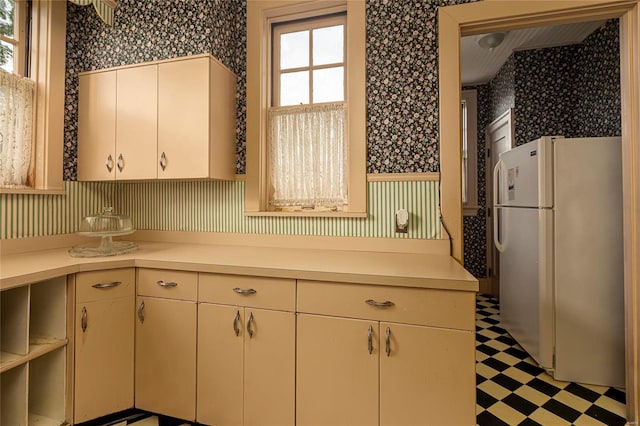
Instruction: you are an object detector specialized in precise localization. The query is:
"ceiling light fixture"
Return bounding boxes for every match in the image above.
[477,32,506,51]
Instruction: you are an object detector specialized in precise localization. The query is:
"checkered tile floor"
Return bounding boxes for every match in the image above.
[476,294,627,425]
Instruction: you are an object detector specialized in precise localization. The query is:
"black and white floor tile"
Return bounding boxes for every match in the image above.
[476,294,627,426]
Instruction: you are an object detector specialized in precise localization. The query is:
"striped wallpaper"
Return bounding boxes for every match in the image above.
[1,180,441,240]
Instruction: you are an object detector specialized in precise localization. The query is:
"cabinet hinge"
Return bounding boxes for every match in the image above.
[487,207,491,217]
[487,148,491,158]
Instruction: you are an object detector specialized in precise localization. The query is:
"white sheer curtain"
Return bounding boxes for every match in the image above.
[268,102,347,208]
[0,69,35,187]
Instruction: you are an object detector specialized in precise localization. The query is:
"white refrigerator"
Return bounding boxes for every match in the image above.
[493,136,625,388]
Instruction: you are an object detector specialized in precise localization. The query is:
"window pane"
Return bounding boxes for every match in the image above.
[280,30,309,70]
[280,70,309,106]
[0,39,14,73]
[313,25,344,66]
[313,67,343,103]
[0,0,15,38]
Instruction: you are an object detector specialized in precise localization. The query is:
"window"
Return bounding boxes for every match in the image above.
[246,0,366,216]
[269,14,347,211]
[461,89,478,215]
[0,0,66,192]
[0,0,28,75]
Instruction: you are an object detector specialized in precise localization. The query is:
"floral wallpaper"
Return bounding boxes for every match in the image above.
[463,19,621,279]
[365,0,473,173]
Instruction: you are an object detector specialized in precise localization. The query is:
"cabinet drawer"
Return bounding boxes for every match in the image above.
[76,268,135,303]
[137,269,197,301]
[199,274,295,312]
[297,280,474,331]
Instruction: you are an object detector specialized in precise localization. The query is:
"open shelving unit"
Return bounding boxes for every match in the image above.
[1,276,68,426]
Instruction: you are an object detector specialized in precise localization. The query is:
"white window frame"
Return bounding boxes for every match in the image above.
[1,0,66,193]
[0,0,28,76]
[272,13,346,107]
[246,0,367,217]
[461,89,478,216]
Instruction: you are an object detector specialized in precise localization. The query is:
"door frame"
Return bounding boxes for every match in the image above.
[485,108,514,297]
[438,1,640,422]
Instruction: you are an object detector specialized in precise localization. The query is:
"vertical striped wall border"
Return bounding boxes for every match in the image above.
[1,180,440,240]
[0,182,115,239]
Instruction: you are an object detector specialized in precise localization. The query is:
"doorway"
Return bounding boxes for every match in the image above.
[440,1,640,423]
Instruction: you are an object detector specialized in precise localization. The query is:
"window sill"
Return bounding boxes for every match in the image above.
[463,205,482,217]
[0,187,66,195]
[244,210,368,219]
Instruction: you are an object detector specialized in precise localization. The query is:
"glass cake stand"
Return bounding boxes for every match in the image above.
[69,207,138,257]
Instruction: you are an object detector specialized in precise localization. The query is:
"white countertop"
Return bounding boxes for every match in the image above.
[0,241,478,292]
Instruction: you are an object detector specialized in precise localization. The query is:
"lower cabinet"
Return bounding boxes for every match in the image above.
[74,269,135,424]
[197,304,295,426]
[296,314,379,426]
[135,269,197,421]
[197,274,296,426]
[296,280,476,426]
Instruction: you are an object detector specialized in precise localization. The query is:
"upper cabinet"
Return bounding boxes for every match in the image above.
[77,54,237,182]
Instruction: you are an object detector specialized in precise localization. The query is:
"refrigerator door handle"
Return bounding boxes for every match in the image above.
[493,159,506,253]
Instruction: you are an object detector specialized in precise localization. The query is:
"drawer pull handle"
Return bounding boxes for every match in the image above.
[365,299,395,308]
[233,288,257,295]
[247,312,255,338]
[157,280,178,288]
[137,300,145,323]
[367,325,373,355]
[92,281,122,289]
[117,153,125,172]
[233,310,241,336]
[385,327,391,357]
[81,306,88,332]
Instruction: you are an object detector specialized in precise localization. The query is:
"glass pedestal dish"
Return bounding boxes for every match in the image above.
[69,208,138,257]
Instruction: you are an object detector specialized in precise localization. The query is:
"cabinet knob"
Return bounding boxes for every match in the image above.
[105,154,114,172]
[137,300,145,323]
[81,306,88,332]
[159,152,167,171]
[117,154,125,172]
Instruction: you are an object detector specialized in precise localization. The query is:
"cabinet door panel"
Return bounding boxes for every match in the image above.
[379,323,475,426]
[78,71,116,181]
[74,296,134,423]
[135,297,196,421]
[197,303,244,426]
[158,57,209,179]
[116,65,158,180]
[296,314,378,426]
[244,309,295,426]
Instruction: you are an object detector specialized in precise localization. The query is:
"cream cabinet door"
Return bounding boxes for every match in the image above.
[157,57,210,179]
[74,296,134,423]
[116,65,158,180]
[135,296,197,421]
[197,305,295,426]
[379,323,476,426]
[197,303,244,426]
[296,314,378,426]
[244,308,295,426]
[78,71,116,181]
